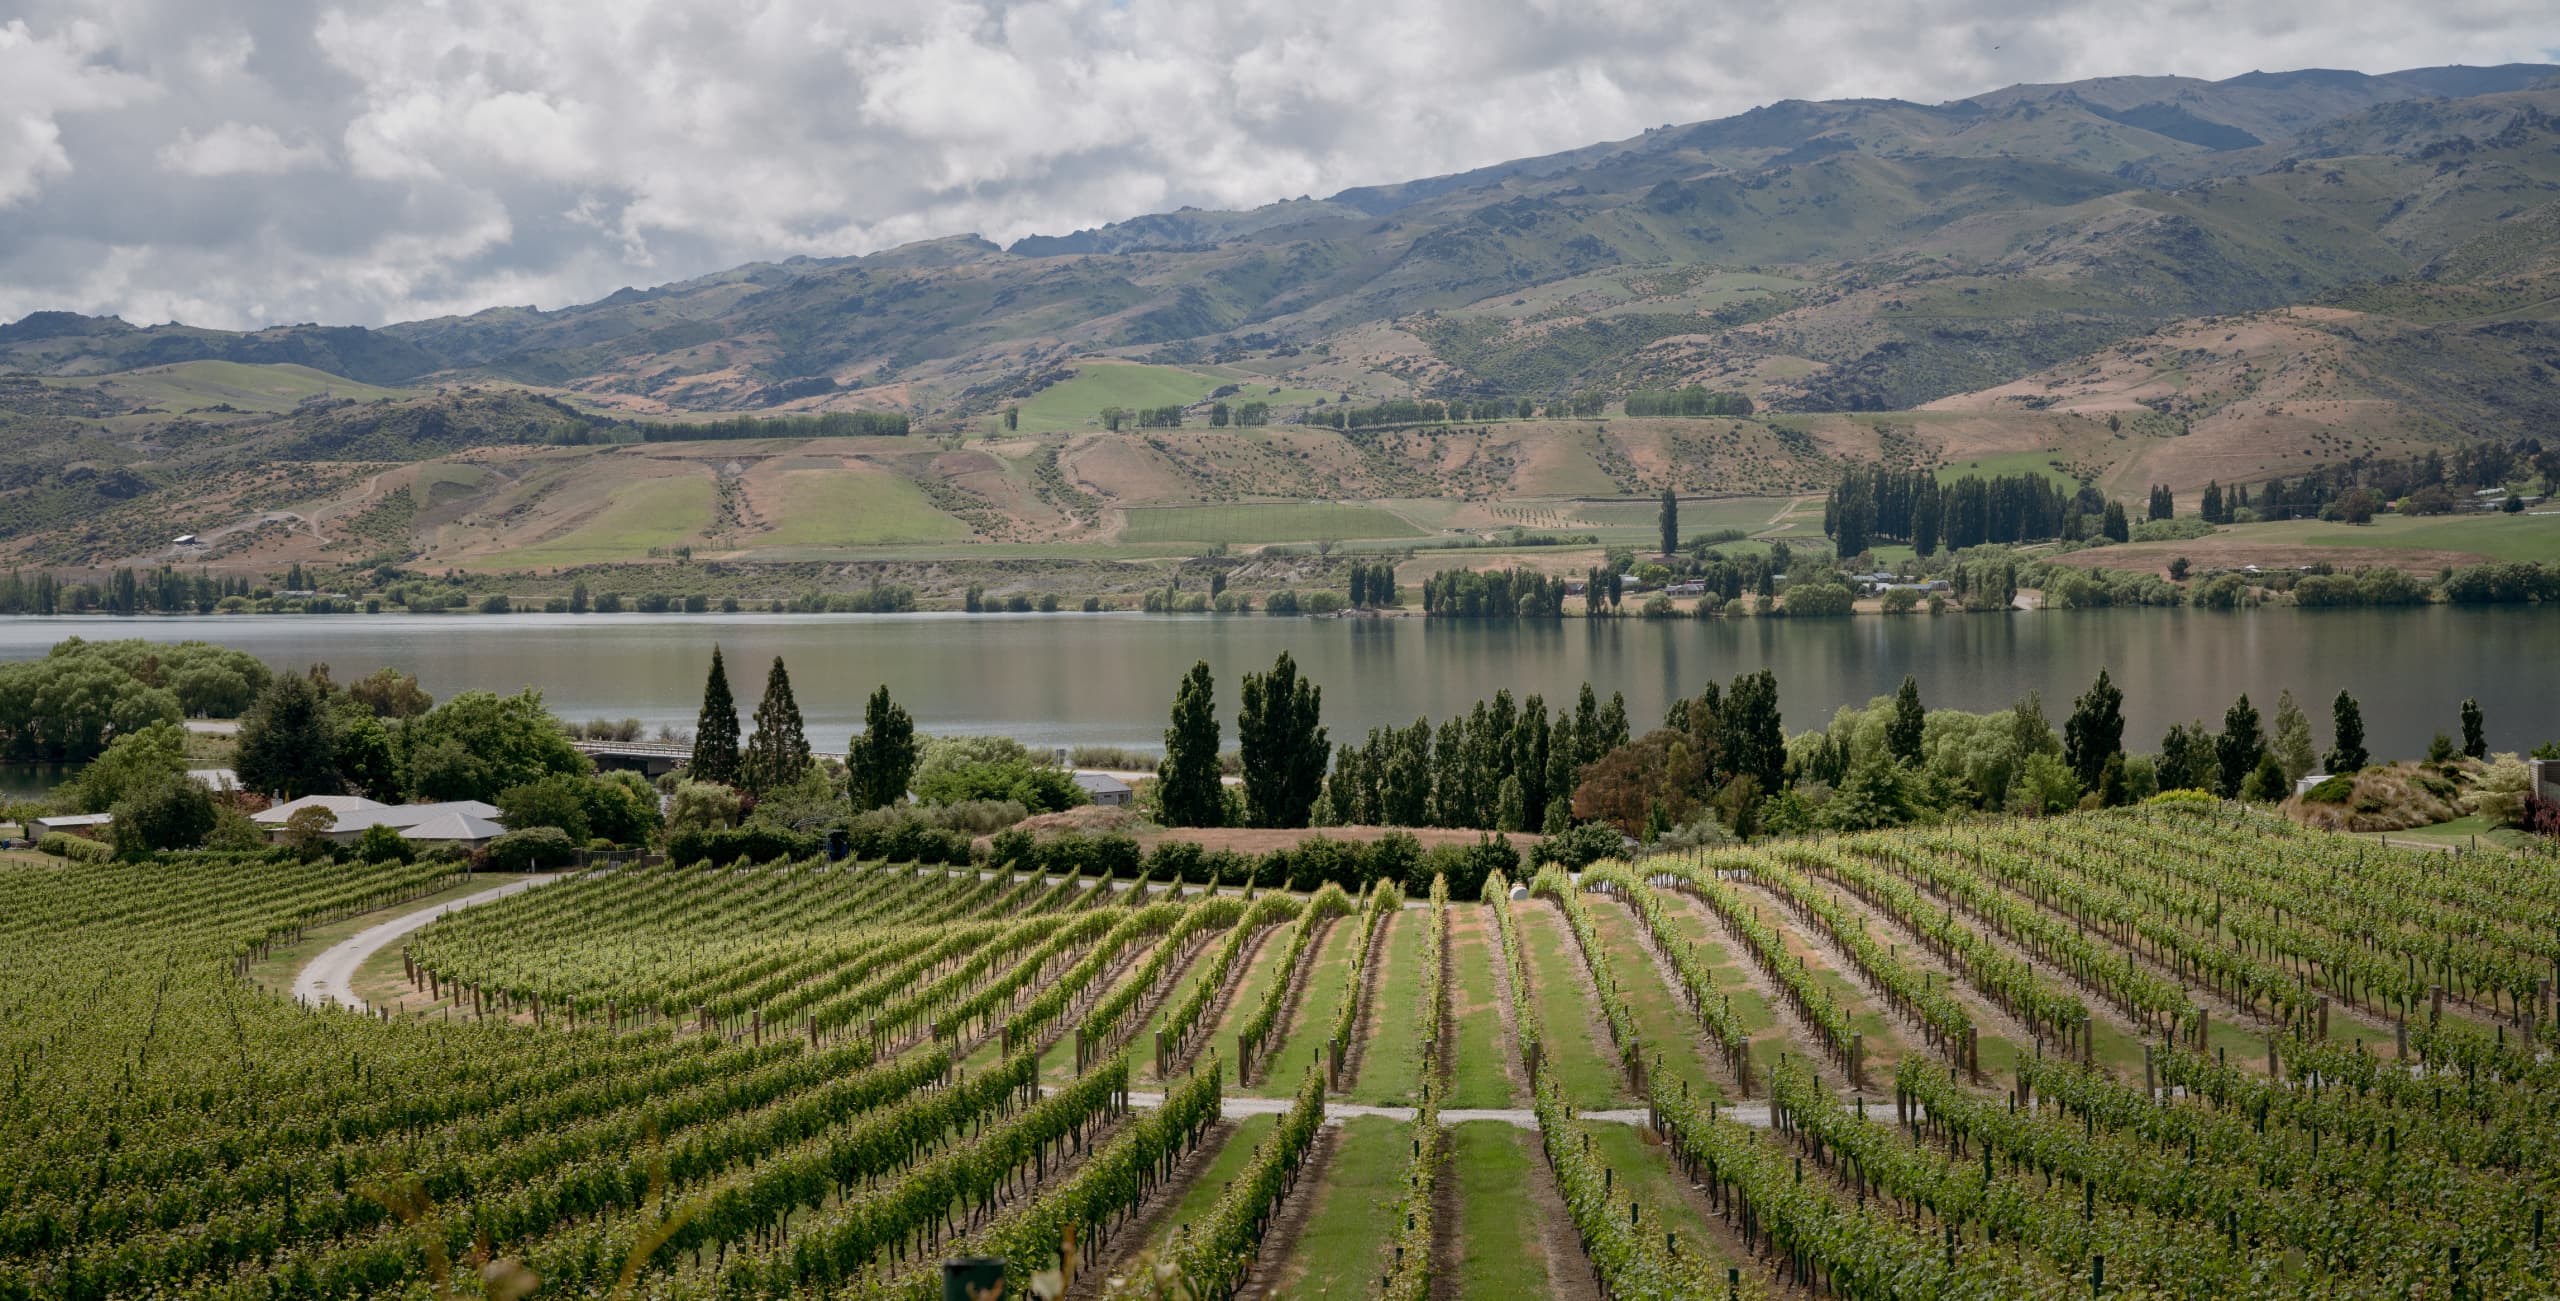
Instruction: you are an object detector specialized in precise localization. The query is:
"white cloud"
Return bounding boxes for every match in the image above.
[157,122,325,176]
[0,0,2551,328]
[0,19,153,206]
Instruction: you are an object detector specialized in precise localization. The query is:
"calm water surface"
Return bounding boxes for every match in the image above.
[0,608,2548,759]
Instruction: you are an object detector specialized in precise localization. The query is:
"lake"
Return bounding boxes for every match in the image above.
[0,608,2549,762]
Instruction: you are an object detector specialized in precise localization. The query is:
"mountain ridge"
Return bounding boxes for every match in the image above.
[4,62,2559,576]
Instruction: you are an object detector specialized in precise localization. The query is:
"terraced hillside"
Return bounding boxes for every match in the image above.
[10,796,2556,1298]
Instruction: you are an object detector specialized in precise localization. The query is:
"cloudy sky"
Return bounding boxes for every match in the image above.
[1,0,2552,331]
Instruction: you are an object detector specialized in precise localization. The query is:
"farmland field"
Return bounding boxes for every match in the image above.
[752,467,973,547]
[1117,501,1425,544]
[10,797,2559,1298]
[478,474,717,567]
[1008,361,1331,434]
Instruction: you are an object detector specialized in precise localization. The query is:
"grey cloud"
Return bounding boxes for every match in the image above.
[0,0,2550,329]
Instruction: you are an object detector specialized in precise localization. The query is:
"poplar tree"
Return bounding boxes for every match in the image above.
[1238,651,1329,828]
[2062,667,2124,789]
[1886,675,1926,765]
[738,656,810,795]
[846,684,918,810]
[2460,697,2486,759]
[1659,488,1679,555]
[2216,693,2263,798]
[688,647,741,786]
[2271,690,2317,780]
[2325,690,2368,774]
[1158,661,1224,826]
[1719,670,1785,795]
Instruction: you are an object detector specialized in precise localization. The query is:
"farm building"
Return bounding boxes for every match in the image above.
[1073,772,1134,807]
[252,796,508,848]
[30,813,113,839]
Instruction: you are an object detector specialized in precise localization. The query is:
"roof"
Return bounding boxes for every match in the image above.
[252,794,388,825]
[397,811,508,842]
[253,797,503,832]
[33,813,113,828]
[1071,771,1133,796]
[327,800,504,833]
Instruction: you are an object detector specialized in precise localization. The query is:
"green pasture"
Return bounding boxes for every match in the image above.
[1119,502,1423,545]
[757,470,971,547]
[483,477,715,567]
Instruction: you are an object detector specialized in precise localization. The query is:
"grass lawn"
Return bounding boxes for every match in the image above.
[2351,813,2539,851]
[1118,502,1424,545]
[1015,363,1227,433]
[486,476,716,567]
[1072,931,1220,1086]
[1520,905,1637,1110]
[1586,1124,1733,1274]
[1247,919,1359,1097]
[2248,511,2560,563]
[1938,451,2080,489]
[1585,899,1729,1104]
[1567,494,1790,540]
[1652,899,1793,1091]
[76,360,410,416]
[1148,1114,1277,1258]
[757,469,971,546]
[1353,910,1429,1105]
[1263,1116,1406,1298]
[244,872,534,998]
[1006,362,1329,435]
[1446,909,1517,1109]
[1450,1122,1570,1297]
[1202,929,1291,1075]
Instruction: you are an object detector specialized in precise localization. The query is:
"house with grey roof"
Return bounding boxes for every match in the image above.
[252,796,507,848]
[1071,771,1134,807]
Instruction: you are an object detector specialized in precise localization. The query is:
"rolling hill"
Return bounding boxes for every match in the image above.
[4,63,2558,578]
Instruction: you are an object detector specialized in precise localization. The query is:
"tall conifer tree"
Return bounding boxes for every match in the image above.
[738,656,810,795]
[1239,651,1329,829]
[1886,676,1926,764]
[2325,690,2368,775]
[688,647,741,786]
[846,685,918,810]
[1158,661,1224,827]
[2063,667,2125,789]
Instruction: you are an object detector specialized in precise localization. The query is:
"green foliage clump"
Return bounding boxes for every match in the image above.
[485,826,577,872]
[38,832,112,862]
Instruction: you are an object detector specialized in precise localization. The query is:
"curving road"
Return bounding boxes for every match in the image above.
[294,875,559,1011]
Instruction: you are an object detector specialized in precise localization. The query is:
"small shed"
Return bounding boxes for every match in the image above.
[1072,772,1134,807]
[31,813,113,839]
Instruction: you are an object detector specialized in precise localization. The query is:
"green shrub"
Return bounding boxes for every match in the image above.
[1532,820,1626,870]
[668,823,821,867]
[354,823,417,864]
[38,832,112,862]
[989,827,1035,867]
[485,826,578,872]
[2302,775,2354,804]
